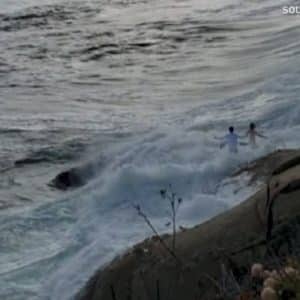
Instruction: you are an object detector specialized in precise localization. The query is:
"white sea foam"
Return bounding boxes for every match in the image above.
[0,0,300,299]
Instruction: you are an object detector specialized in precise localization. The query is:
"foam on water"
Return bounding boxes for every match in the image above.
[0,0,300,299]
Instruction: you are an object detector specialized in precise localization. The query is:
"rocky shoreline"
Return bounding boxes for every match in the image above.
[76,149,300,300]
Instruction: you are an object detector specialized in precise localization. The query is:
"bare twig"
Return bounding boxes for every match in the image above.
[202,273,224,297]
[156,280,160,300]
[133,204,180,264]
[110,285,117,300]
[161,187,182,253]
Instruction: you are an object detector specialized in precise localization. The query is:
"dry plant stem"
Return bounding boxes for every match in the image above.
[166,192,179,253]
[171,197,176,252]
[202,273,224,297]
[110,285,117,300]
[229,269,241,293]
[136,208,180,264]
[172,204,176,253]
[266,181,271,209]
[156,280,160,300]
[221,264,226,293]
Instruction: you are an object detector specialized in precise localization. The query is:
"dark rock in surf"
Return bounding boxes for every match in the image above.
[49,168,85,190]
[49,160,103,190]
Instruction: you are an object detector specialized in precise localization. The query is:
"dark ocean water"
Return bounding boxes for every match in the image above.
[0,0,300,299]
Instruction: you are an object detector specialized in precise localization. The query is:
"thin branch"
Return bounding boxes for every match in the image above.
[110,285,117,300]
[133,204,181,264]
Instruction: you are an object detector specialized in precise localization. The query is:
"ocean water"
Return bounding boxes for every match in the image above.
[0,0,300,299]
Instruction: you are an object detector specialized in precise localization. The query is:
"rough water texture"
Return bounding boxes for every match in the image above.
[76,149,300,300]
[0,0,300,299]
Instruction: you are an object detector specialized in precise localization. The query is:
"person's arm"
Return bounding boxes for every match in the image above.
[256,130,267,139]
[215,135,227,148]
[214,135,225,140]
[245,130,249,137]
[239,130,249,139]
[219,141,226,149]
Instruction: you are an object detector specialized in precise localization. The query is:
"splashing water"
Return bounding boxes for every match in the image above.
[0,0,300,299]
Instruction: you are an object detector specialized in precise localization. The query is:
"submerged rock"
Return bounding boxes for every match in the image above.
[49,168,86,190]
[49,160,104,190]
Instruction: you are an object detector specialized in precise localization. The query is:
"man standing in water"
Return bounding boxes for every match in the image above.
[246,122,267,148]
[219,126,239,153]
